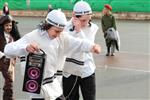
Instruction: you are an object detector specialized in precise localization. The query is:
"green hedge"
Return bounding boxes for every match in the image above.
[0,0,27,10]
[0,0,149,12]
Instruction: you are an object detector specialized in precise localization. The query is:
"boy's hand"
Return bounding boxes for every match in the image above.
[26,42,40,53]
[72,17,81,33]
[91,44,101,54]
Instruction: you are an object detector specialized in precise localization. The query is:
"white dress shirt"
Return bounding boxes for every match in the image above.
[63,21,99,78]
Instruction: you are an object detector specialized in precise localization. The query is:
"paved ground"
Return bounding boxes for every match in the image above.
[0,17,150,100]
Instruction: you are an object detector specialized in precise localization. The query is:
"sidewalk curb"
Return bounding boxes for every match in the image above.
[0,10,150,20]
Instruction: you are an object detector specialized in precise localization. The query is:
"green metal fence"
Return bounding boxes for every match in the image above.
[0,0,150,12]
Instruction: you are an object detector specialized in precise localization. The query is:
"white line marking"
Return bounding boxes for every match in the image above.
[97,65,150,73]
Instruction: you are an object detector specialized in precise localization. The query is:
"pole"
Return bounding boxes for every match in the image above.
[26,0,30,9]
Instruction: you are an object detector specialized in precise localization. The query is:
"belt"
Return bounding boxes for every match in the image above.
[20,56,26,62]
[66,58,84,65]
[42,70,63,85]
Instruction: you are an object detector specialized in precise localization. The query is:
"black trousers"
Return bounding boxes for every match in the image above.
[63,73,96,100]
[105,39,116,54]
[56,95,66,100]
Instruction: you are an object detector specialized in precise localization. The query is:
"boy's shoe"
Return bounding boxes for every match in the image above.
[106,53,110,56]
[111,53,115,56]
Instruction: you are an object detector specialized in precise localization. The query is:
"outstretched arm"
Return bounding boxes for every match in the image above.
[4,35,40,58]
[63,33,101,55]
[91,44,101,54]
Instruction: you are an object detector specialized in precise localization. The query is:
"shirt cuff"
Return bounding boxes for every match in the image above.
[0,51,5,59]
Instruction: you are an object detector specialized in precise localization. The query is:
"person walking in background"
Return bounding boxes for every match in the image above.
[0,15,20,100]
[101,4,119,56]
[4,9,101,100]
[47,4,53,14]
[3,2,10,15]
[63,1,99,100]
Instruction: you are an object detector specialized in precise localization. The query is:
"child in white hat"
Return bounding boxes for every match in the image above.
[62,1,99,100]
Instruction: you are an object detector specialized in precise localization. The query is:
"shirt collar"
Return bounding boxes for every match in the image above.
[39,29,53,40]
[4,31,9,35]
[39,30,46,36]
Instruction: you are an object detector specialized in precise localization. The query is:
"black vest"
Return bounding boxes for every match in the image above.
[0,32,7,52]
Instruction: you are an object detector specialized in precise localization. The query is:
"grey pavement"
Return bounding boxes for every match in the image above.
[0,17,150,100]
